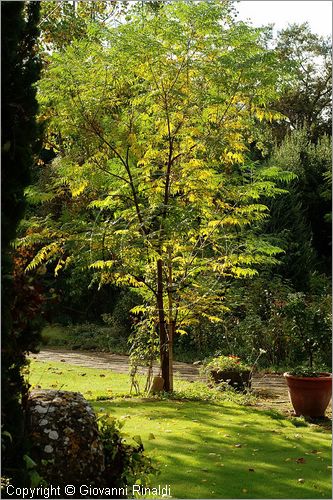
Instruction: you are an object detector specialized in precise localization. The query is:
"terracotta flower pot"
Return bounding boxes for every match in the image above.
[284,372,332,417]
[211,370,251,391]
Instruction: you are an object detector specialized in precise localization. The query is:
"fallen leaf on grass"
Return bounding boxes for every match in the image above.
[234,444,242,448]
[298,478,305,483]
[248,468,255,472]
[296,458,306,464]
[148,433,155,440]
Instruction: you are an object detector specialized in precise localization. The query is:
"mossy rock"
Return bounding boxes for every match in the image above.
[26,390,105,488]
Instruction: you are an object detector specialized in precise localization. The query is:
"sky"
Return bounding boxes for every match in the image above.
[235,1,332,37]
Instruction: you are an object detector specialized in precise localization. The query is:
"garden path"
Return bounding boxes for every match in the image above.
[32,348,291,410]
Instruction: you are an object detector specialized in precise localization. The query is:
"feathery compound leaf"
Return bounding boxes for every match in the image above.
[89,260,115,270]
[25,242,63,272]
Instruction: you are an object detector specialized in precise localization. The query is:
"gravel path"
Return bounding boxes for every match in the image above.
[31,348,290,405]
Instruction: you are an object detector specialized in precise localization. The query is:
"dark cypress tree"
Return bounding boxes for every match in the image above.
[1,1,41,485]
[265,129,332,290]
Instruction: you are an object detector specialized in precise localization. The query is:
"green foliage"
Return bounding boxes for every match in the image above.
[22,0,295,390]
[201,355,251,374]
[274,23,332,140]
[97,414,158,489]
[222,274,331,369]
[128,316,160,393]
[283,286,332,368]
[266,129,331,281]
[287,367,331,378]
[42,322,129,353]
[39,0,126,51]
[22,454,47,488]
[1,0,42,487]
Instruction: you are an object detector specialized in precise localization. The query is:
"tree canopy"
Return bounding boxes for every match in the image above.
[19,0,330,390]
[24,1,290,390]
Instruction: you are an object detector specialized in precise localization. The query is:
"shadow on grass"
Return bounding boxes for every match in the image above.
[92,398,332,499]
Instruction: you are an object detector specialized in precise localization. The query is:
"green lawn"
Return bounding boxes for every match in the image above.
[28,359,137,399]
[28,360,332,499]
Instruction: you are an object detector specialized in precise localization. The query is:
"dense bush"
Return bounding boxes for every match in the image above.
[173,273,331,371]
[42,290,141,353]
[42,322,129,353]
[223,275,331,369]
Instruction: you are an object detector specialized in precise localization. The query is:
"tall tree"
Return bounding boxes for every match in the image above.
[274,24,332,142]
[266,129,332,286]
[23,0,292,391]
[1,0,42,485]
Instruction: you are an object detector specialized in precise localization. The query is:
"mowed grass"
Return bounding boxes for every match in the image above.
[28,359,138,399]
[28,360,332,499]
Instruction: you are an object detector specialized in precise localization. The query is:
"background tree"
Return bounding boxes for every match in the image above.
[273,23,332,142]
[265,129,331,287]
[1,0,42,485]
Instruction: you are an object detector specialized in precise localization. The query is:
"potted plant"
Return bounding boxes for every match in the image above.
[201,355,251,391]
[284,367,332,417]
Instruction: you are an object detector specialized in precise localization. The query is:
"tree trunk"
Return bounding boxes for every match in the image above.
[167,248,174,392]
[156,259,170,391]
[168,320,175,392]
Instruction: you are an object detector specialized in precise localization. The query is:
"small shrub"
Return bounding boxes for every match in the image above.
[97,414,158,489]
[201,355,251,375]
